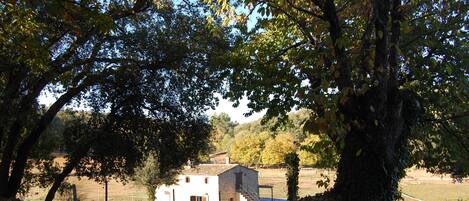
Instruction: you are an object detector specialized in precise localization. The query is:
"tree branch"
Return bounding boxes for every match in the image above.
[285,0,325,20]
[424,111,469,122]
[358,15,374,78]
[4,72,109,197]
[312,0,352,90]
[440,122,469,156]
[263,41,307,65]
[389,0,402,89]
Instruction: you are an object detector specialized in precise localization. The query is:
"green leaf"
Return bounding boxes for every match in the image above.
[355,149,362,157]
[377,30,384,39]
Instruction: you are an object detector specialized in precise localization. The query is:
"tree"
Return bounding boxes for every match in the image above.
[209,113,238,151]
[297,135,321,167]
[210,0,468,200]
[133,154,178,201]
[0,0,229,199]
[234,109,313,141]
[43,112,212,201]
[230,131,270,166]
[261,132,297,166]
[285,152,299,201]
[299,134,338,169]
[297,150,317,167]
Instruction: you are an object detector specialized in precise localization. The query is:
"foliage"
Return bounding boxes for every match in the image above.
[261,133,297,166]
[297,150,317,167]
[316,173,332,190]
[412,115,469,179]
[0,0,229,199]
[229,131,270,166]
[133,154,178,201]
[300,134,338,169]
[221,110,325,168]
[207,0,469,200]
[209,112,238,151]
[234,109,312,141]
[285,152,299,201]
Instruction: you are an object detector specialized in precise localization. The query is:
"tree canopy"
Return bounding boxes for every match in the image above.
[208,0,468,200]
[0,0,229,199]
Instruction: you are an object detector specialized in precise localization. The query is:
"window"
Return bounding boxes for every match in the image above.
[185,176,190,183]
[190,196,207,201]
[204,177,209,184]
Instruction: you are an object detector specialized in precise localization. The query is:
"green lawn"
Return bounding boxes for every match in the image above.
[24,168,469,201]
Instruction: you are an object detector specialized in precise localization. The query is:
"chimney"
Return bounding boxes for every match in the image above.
[184,159,193,169]
[225,156,230,164]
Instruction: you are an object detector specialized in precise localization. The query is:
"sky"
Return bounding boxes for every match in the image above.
[206,94,266,124]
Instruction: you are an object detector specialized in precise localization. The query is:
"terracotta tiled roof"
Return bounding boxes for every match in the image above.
[181,164,239,176]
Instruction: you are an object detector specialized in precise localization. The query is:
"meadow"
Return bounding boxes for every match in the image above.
[24,168,469,201]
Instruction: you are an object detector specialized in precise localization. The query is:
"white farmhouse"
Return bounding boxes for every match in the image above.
[155,164,259,201]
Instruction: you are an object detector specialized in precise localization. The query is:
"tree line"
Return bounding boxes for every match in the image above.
[209,110,338,168]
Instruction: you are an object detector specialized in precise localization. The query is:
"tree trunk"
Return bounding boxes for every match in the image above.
[0,123,22,195]
[105,178,108,201]
[331,88,418,201]
[44,165,75,201]
[45,136,93,201]
[2,83,89,198]
[332,131,402,201]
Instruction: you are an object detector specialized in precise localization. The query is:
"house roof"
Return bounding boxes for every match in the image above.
[209,151,228,158]
[181,164,250,176]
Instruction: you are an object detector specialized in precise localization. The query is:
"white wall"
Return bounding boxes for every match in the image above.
[155,165,258,201]
[155,175,219,201]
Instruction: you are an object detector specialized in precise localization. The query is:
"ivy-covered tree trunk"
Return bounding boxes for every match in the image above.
[328,0,418,199]
[331,87,420,201]
[285,153,299,201]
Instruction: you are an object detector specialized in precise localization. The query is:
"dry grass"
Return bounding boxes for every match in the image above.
[24,177,147,201]
[258,168,335,199]
[24,168,469,201]
[258,168,469,201]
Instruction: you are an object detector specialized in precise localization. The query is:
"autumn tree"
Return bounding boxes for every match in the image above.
[297,135,320,167]
[230,131,270,166]
[0,0,229,199]
[299,134,338,169]
[261,132,297,166]
[210,0,468,200]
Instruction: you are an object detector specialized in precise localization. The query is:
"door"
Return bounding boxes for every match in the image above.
[235,172,243,191]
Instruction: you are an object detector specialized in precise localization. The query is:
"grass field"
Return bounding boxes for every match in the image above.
[24,168,469,201]
[257,168,469,201]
